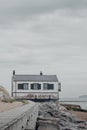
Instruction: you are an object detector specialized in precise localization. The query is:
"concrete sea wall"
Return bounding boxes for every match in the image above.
[0,101,38,130]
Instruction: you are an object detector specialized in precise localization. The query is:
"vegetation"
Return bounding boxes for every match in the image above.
[2,98,29,105]
[61,104,81,111]
[0,86,29,105]
[0,86,9,96]
[2,98,16,103]
[19,100,29,105]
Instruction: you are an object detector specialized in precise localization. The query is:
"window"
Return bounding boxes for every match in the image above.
[31,83,41,90]
[43,83,54,90]
[18,83,28,90]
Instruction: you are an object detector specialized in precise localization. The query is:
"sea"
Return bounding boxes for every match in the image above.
[59,98,87,110]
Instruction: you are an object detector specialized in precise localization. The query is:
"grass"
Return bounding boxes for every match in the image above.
[19,100,29,105]
[0,86,9,96]
[2,97,16,103]
[2,98,29,105]
[0,86,29,105]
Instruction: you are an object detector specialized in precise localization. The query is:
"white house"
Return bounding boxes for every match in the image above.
[11,71,61,100]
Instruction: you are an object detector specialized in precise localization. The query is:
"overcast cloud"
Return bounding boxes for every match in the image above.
[0,0,87,98]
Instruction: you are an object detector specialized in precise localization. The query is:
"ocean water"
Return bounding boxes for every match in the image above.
[60,98,87,110]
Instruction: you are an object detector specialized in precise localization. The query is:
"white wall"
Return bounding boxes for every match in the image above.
[15,81,58,92]
[12,81,59,99]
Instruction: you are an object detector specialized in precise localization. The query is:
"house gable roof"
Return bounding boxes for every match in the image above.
[13,75,58,82]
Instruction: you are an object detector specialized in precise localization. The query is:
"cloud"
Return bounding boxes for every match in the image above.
[0,0,87,25]
[0,8,87,67]
[0,0,87,97]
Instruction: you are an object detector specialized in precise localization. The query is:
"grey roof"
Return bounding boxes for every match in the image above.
[13,75,58,82]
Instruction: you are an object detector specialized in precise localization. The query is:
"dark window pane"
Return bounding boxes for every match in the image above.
[18,84,23,89]
[31,84,34,89]
[38,84,41,89]
[48,84,54,90]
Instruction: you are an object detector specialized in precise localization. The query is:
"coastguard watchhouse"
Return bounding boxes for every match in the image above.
[11,70,61,101]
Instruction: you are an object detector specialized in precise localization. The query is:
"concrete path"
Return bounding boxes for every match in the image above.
[0,101,38,130]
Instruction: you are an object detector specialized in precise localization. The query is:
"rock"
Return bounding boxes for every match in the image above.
[37,102,87,130]
[59,105,67,111]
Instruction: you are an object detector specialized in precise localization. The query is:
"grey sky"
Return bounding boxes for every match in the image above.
[0,0,87,98]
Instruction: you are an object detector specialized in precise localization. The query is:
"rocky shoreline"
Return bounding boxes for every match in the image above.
[37,102,87,130]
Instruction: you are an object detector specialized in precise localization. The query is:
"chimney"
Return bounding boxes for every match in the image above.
[13,70,15,75]
[40,71,43,76]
